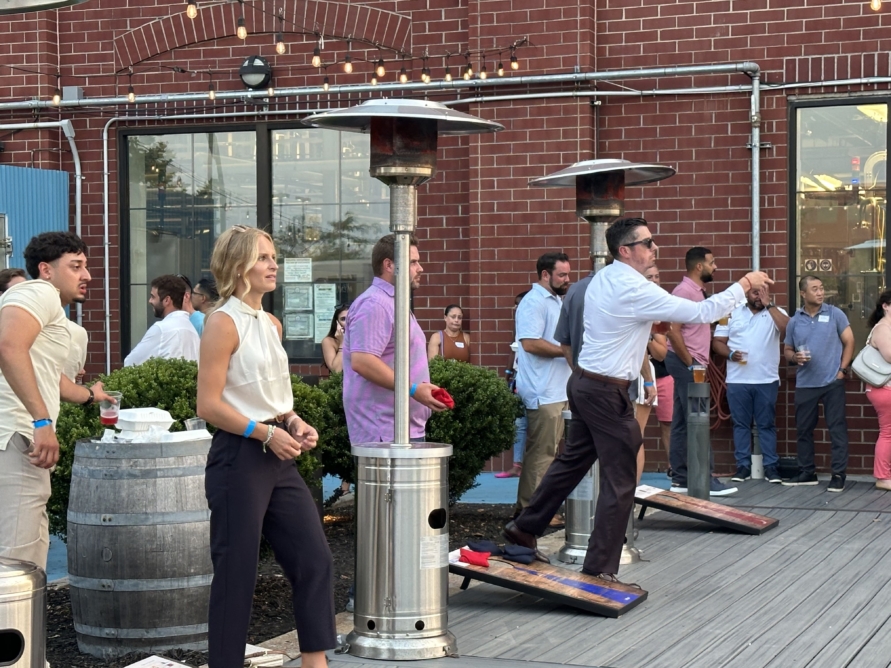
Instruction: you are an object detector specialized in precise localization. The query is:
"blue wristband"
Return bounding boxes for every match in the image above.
[32,418,52,429]
[410,383,418,398]
[243,420,257,438]
[644,382,655,387]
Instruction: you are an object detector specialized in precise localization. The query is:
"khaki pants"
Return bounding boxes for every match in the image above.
[516,401,567,512]
[0,433,51,570]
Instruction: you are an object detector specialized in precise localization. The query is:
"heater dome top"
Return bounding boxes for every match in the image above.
[305,98,503,136]
[529,158,676,188]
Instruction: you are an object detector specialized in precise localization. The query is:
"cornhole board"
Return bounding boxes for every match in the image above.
[634,484,779,535]
[447,548,647,618]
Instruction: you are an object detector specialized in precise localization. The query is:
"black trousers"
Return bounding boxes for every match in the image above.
[205,428,336,667]
[515,369,642,575]
[794,379,849,475]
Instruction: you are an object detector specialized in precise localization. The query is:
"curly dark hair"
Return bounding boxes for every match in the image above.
[23,232,88,279]
[151,274,188,310]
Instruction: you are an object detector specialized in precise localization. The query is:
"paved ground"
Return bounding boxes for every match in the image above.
[299,477,891,668]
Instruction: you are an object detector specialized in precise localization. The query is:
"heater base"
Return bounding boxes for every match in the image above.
[341,630,458,661]
[556,545,588,564]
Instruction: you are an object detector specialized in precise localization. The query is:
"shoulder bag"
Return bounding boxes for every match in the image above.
[852,328,891,387]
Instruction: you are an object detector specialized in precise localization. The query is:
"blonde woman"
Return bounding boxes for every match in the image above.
[197,225,334,668]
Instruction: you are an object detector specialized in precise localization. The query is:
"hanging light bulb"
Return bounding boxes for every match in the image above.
[267,85,275,97]
[186,1,198,19]
[236,16,247,40]
[274,32,286,55]
[463,63,471,80]
[127,85,136,103]
[344,54,353,74]
[510,53,519,70]
[375,58,386,77]
[479,63,487,80]
[399,66,408,83]
[497,61,505,76]
[444,67,453,82]
[51,87,61,105]
[371,74,378,85]
[312,45,322,68]
[322,75,330,91]
[871,0,882,9]
[208,81,216,100]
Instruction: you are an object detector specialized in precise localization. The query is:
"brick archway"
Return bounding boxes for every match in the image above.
[113,0,412,71]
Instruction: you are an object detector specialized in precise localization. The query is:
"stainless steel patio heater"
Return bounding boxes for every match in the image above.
[305,99,502,660]
[529,158,675,565]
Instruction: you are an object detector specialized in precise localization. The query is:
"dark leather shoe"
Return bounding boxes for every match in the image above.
[582,570,643,590]
[503,521,551,564]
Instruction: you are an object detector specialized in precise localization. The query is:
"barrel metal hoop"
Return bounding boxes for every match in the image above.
[68,574,213,591]
[73,622,209,639]
[72,464,207,480]
[67,510,210,526]
[74,441,210,459]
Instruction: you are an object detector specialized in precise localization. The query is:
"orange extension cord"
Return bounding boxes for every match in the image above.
[707,353,732,429]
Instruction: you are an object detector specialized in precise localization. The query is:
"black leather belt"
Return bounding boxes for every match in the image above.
[579,369,631,388]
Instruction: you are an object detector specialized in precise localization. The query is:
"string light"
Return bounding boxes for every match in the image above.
[322,75,330,91]
[871,0,882,10]
[375,58,386,78]
[510,49,519,70]
[267,85,275,96]
[399,65,408,83]
[236,16,247,40]
[479,61,487,80]
[52,73,61,105]
[208,80,216,100]
[497,53,505,77]
[444,54,452,82]
[464,53,473,79]
[371,74,378,85]
[185,1,198,19]
[126,68,135,103]
[312,45,322,68]
[344,54,353,74]
[275,32,286,54]
[421,56,430,83]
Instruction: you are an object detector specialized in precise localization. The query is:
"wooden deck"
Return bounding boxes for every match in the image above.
[312,479,891,668]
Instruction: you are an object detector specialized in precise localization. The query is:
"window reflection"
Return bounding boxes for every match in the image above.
[795,103,887,346]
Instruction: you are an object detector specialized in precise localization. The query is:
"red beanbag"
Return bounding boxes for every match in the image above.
[459,548,490,567]
[432,388,455,409]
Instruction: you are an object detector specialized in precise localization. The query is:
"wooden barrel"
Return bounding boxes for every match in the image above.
[67,437,212,659]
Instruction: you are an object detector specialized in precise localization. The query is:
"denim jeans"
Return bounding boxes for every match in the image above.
[725,381,779,469]
[513,415,528,464]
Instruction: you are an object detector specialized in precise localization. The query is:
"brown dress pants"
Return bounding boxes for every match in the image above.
[515,369,642,575]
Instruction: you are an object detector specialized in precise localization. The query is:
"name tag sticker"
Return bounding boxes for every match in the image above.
[818,315,830,323]
[455,342,465,348]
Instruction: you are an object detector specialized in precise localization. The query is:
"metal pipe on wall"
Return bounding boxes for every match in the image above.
[0,119,82,324]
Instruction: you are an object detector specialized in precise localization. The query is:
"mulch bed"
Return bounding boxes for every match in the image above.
[47,503,550,667]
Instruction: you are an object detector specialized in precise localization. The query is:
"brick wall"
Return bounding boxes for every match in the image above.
[0,0,888,474]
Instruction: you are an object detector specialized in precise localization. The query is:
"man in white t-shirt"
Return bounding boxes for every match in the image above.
[0,231,113,569]
[124,274,200,366]
[713,284,790,484]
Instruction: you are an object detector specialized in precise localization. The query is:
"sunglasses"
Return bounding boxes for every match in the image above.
[624,237,656,249]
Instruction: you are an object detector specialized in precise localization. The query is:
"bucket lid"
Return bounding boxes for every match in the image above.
[0,557,45,596]
[351,441,453,458]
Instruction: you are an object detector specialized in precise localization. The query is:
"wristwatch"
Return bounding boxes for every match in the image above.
[839,367,850,375]
[766,303,775,310]
[81,386,94,406]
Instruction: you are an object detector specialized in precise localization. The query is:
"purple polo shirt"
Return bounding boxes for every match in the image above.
[667,276,712,365]
[342,277,432,444]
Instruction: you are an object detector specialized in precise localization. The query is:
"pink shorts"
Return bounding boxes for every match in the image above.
[655,375,674,423]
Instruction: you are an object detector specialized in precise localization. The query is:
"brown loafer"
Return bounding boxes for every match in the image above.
[583,571,643,590]
[503,521,551,564]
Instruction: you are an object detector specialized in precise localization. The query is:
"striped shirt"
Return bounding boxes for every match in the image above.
[342,277,431,444]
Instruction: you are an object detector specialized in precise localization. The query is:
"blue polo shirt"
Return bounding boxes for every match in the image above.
[515,283,571,409]
[784,303,850,388]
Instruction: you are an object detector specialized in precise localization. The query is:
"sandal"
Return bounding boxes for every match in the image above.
[495,464,522,479]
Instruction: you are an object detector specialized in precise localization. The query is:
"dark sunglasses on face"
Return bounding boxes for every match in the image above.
[624,237,656,249]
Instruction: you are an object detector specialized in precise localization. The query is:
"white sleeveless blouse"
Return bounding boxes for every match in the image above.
[214,296,293,420]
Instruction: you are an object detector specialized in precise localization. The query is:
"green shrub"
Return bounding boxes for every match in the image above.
[49,359,325,540]
[316,372,355,485]
[427,357,521,503]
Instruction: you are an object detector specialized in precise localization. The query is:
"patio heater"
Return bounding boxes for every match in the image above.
[0,0,90,13]
[529,159,675,566]
[305,99,502,660]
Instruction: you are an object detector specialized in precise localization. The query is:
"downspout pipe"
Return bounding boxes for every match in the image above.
[0,119,83,324]
[750,71,761,272]
[0,62,762,111]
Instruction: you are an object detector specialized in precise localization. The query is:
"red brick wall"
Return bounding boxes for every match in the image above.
[0,0,888,474]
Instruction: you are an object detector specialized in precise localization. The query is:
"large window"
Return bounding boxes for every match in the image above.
[123,126,389,363]
[793,101,888,346]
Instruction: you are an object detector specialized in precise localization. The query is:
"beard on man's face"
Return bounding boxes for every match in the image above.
[152,303,164,318]
[552,281,569,296]
[701,270,714,284]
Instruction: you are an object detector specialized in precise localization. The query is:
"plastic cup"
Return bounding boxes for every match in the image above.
[692,365,707,383]
[99,391,122,426]
[798,345,811,363]
[737,351,748,365]
[184,417,206,431]
[717,315,730,326]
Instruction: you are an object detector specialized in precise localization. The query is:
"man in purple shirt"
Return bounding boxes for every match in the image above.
[665,246,737,496]
[342,234,447,444]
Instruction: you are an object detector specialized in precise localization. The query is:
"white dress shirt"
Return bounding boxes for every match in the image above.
[515,283,572,409]
[124,310,200,367]
[714,303,787,384]
[576,261,745,380]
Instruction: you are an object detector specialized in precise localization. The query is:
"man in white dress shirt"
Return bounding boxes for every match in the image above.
[504,218,772,583]
[124,274,200,366]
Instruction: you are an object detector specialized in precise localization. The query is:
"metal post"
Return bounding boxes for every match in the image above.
[390,185,416,447]
[557,410,598,564]
[751,424,764,479]
[687,382,711,500]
